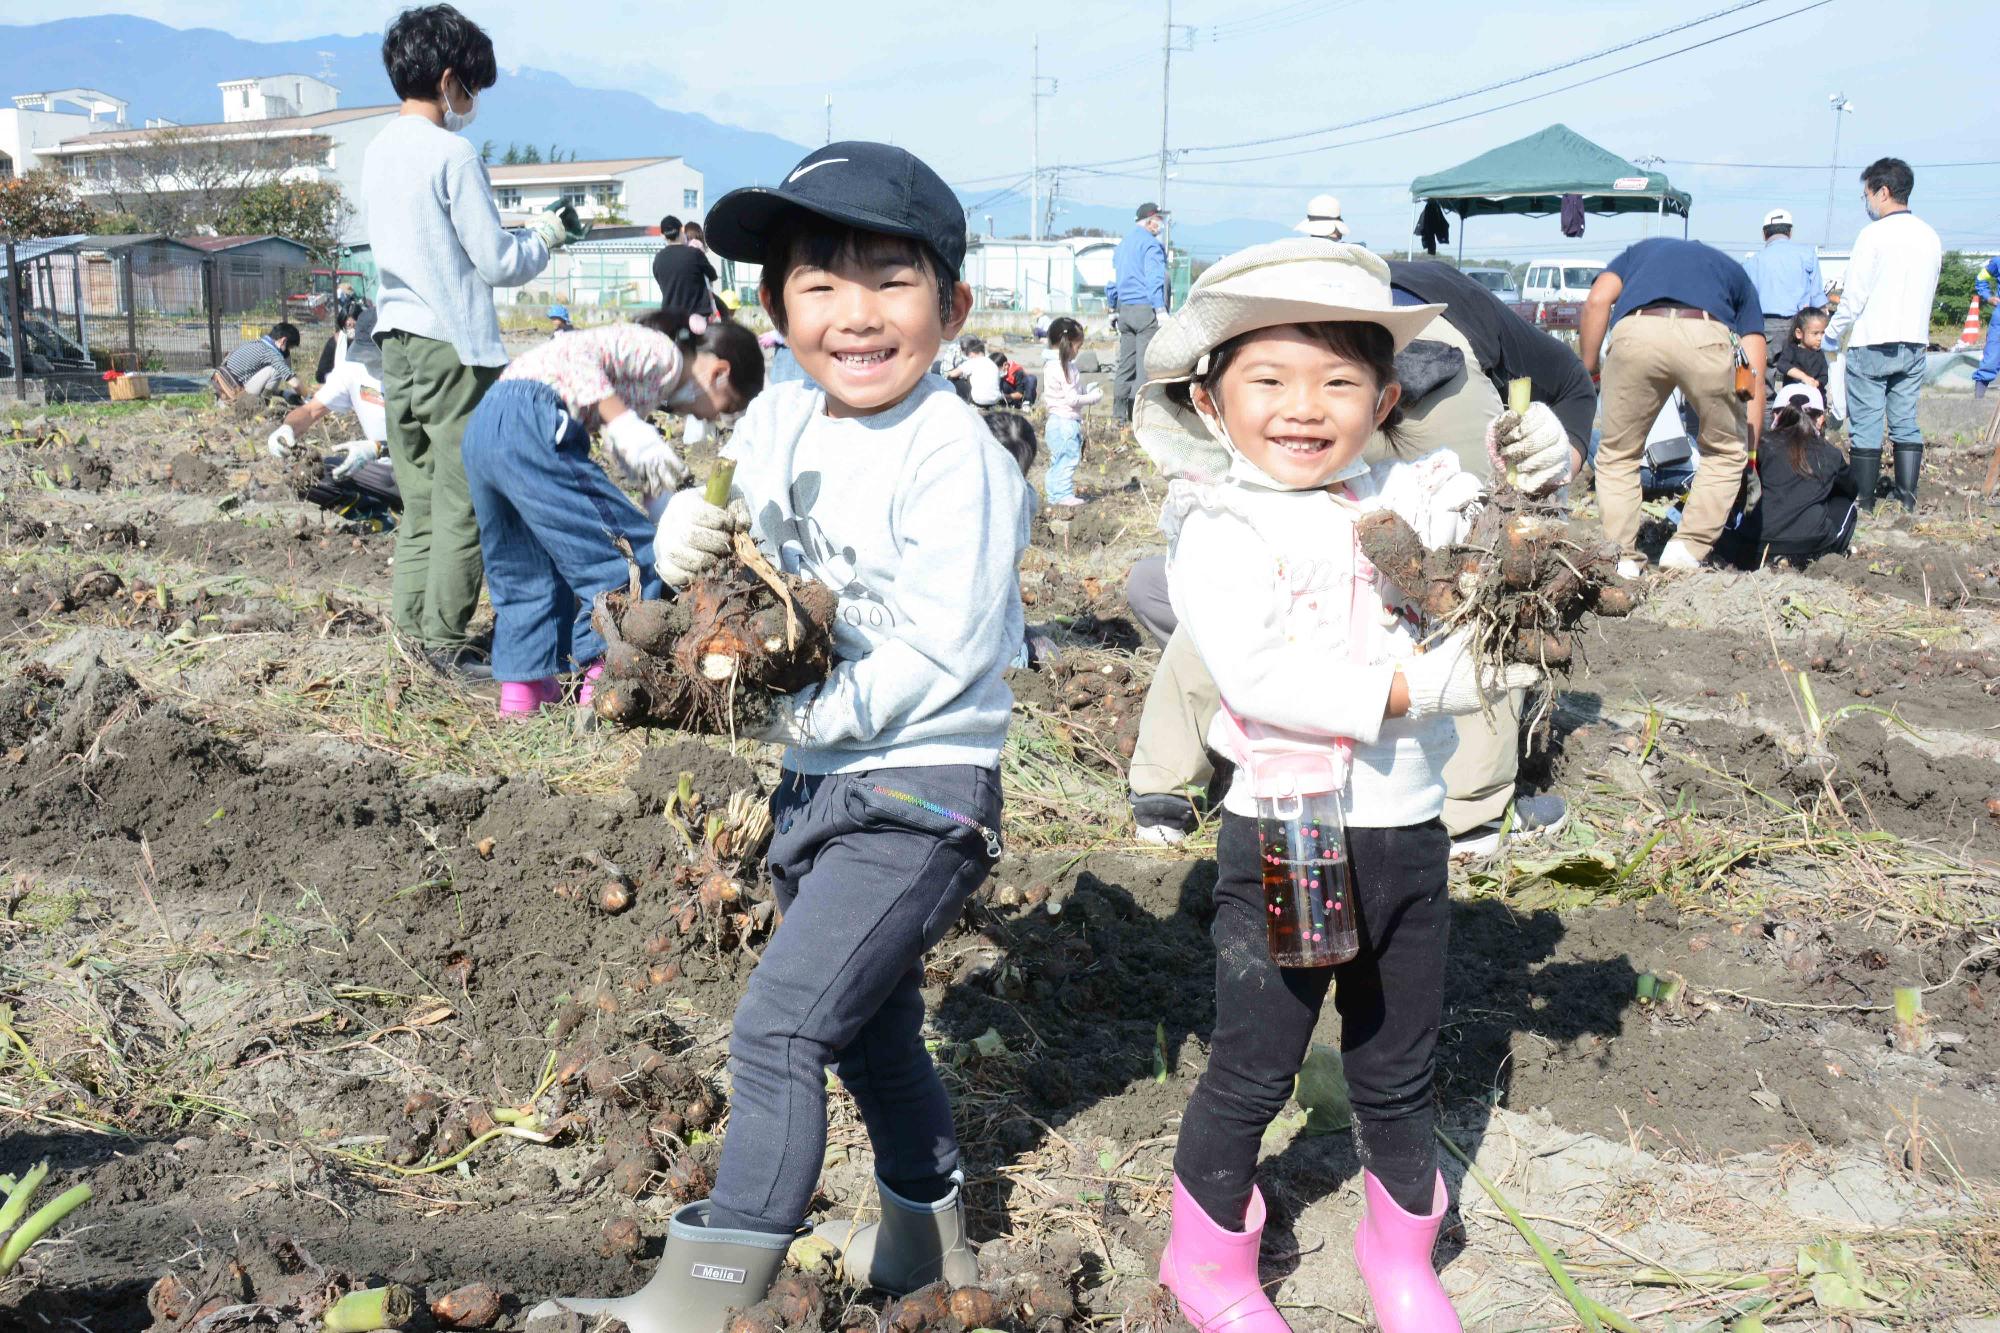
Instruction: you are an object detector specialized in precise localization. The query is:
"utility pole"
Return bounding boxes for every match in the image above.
[1823,93,1853,248]
[1157,0,1173,215]
[825,95,833,146]
[1031,39,1057,242]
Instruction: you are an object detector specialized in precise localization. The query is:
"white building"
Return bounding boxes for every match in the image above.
[486,157,703,230]
[217,74,340,124]
[1,88,129,181]
[962,236,1119,314]
[41,77,396,244]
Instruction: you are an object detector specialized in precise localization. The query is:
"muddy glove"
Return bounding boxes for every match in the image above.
[1399,628,1543,720]
[602,410,690,492]
[1486,402,1571,497]
[266,423,296,458]
[524,211,569,253]
[329,439,379,481]
[655,486,750,588]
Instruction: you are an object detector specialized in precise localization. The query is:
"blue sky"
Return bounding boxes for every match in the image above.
[15,0,1996,262]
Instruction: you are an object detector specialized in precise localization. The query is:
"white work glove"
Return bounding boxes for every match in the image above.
[655,486,750,587]
[330,439,379,481]
[1487,401,1571,497]
[525,211,569,252]
[266,423,296,458]
[602,410,690,492]
[1399,629,1543,720]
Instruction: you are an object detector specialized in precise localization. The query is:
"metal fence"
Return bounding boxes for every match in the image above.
[4,236,231,395]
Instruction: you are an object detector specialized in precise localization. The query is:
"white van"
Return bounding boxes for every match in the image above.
[1520,259,1605,304]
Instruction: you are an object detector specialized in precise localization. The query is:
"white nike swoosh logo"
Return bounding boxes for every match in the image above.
[788,158,847,184]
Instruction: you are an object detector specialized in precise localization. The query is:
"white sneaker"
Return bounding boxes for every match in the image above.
[1616,558,1644,580]
[1450,795,1568,860]
[1135,822,1188,847]
[1657,540,1703,572]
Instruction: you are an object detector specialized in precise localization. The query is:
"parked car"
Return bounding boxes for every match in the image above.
[1460,266,1521,304]
[1519,259,1605,305]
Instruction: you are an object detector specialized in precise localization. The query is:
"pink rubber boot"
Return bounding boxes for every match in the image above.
[498,679,561,717]
[1353,1170,1461,1333]
[577,662,605,708]
[1158,1175,1291,1333]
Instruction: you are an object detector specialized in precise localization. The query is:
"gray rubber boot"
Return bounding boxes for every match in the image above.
[812,1173,980,1293]
[530,1200,791,1333]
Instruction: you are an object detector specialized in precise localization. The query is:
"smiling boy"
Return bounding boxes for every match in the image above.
[533,142,1032,1333]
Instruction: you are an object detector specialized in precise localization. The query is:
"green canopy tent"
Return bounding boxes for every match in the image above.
[1408,123,1692,262]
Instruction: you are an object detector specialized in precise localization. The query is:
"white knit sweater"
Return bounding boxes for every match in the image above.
[1163,449,1482,825]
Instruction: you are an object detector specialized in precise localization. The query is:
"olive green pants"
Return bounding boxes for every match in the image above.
[381,332,500,650]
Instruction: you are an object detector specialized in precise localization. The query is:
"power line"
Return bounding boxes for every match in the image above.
[947,2,1828,196]
[1203,0,1369,44]
[1176,0,1782,156]
[1664,157,2000,170]
[1182,1,1835,166]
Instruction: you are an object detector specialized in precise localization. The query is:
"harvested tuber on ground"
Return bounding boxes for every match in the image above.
[1357,480,1633,671]
[592,466,838,734]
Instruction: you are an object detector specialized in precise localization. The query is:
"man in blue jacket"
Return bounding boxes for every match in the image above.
[1976,254,2000,400]
[1110,202,1169,425]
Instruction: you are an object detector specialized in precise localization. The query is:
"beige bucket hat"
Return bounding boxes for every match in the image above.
[1293,193,1349,239]
[1134,238,1444,482]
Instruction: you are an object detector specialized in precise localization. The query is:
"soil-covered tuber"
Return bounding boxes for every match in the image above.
[590,531,838,736]
[1356,487,1634,671]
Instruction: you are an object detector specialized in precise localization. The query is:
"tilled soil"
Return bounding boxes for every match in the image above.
[1,392,1996,1329]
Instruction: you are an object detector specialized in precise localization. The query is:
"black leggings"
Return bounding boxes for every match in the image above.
[1175,813,1450,1223]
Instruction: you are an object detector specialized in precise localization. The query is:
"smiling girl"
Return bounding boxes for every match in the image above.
[1140,242,1541,1333]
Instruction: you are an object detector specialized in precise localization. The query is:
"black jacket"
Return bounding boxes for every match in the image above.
[1754,436,1854,555]
[652,244,720,319]
[1387,260,1597,451]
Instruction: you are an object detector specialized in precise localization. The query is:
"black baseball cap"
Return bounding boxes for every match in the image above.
[1136,202,1168,220]
[705,141,968,273]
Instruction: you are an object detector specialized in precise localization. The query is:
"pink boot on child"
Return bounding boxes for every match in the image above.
[576,662,605,708]
[1158,1175,1291,1333]
[1353,1170,1461,1333]
[498,679,561,717]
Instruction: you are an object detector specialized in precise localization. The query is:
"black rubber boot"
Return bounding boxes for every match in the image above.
[1891,443,1923,513]
[1847,448,1882,512]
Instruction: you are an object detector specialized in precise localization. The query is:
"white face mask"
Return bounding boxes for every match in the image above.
[442,80,478,133]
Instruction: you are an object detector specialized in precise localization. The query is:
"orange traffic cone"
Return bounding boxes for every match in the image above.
[1958,294,1984,348]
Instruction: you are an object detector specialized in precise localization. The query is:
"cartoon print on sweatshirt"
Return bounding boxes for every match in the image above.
[762,472,897,630]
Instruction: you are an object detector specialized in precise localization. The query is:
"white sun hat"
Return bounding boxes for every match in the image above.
[1762,208,1794,229]
[1134,238,1444,482]
[1293,194,1349,239]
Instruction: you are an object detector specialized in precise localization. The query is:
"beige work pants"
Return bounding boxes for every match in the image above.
[1595,315,1747,561]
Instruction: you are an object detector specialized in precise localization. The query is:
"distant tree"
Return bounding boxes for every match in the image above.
[479,139,496,165]
[1933,250,1980,332]
[222,180,354,264]
[0,169,99,238]
[520,144,542,165]
[502,143,522,165]
[85,128,331,236]
[1060,226,1115,239]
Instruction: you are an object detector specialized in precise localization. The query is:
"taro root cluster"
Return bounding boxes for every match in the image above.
[591,536,838,735]
[1020,656,1146,771]
[144,1234,504,1331]
[1357,486,1634,670]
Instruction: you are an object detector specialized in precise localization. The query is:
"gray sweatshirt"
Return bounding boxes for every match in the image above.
[361,115,549,368]
[720,376,1033,774]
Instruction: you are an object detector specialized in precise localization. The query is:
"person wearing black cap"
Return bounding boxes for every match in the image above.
[1111,202,1170,425]
[532,142,1033,1333]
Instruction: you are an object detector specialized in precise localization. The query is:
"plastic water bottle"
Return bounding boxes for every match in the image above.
[1255,790,1361,968]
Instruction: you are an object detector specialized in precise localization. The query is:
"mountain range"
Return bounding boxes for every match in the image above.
[1,15,1285,254]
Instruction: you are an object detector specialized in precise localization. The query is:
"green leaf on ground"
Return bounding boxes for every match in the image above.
[1295,1044,1352,1136]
